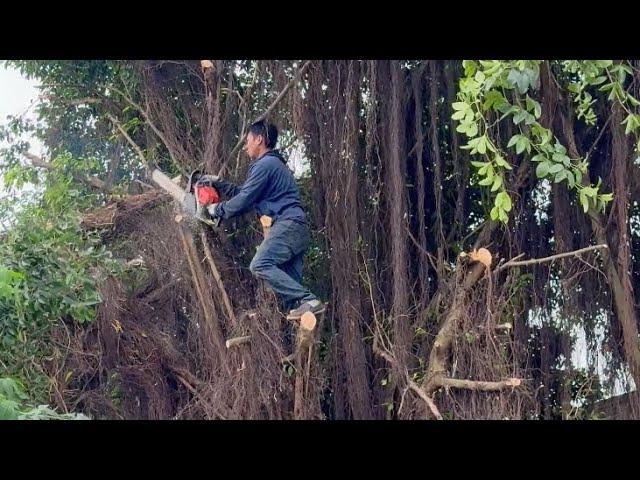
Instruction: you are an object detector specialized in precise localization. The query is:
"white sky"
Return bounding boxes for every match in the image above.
[0,63,43,210]
[0,63,44,156]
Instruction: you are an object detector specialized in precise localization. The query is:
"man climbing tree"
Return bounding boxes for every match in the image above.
[201,121,325,320]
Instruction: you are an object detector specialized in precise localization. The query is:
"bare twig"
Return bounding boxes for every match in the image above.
[408,381,443,420]
[200,231,237,325]
[223,60,313,173]
[584,112,613,162]
[106,113,149,170]
[372,321,443,420]
[23,152,112,193]
[107,85,179,167]
[405,225,441,273]
[496,244,608,273]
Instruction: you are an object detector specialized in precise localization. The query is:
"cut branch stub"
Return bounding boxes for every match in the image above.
[300,312,317,331]
[469,248,492,269]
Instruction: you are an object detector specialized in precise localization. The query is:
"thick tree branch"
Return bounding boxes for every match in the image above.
[438,377,522,391]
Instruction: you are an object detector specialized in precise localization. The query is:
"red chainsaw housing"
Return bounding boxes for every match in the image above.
[195,184,220,206]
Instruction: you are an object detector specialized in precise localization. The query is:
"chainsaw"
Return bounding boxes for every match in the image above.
[150,168,222,227]
[185,170,222,227]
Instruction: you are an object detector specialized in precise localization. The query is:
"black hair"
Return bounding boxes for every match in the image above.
[248,120,278,149]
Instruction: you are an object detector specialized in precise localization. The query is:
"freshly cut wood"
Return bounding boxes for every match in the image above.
[225,336,251,349]
[152,168,187,202]
[300,311,317,331]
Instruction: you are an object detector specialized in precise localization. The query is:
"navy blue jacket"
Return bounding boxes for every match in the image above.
[213,150,306,223]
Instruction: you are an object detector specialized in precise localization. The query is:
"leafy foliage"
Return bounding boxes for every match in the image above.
[452,60,639,223]
[0,377,89,420]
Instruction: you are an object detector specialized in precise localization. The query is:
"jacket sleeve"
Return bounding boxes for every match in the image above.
[215,162,270,219]
[212,178,240,198]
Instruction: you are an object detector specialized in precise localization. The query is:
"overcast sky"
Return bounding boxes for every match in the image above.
[0,63,44,154]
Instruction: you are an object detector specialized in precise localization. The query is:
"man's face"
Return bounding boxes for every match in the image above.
[244,132,263,159]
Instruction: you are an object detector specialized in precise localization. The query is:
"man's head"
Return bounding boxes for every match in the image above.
[244,121,278,159]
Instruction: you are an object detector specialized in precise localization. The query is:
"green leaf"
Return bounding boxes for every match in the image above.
[479,175,494,186]
[483,90,504,110]
[536,161,551,178]
[567,83,580,94]
[477,136,487,154]
[531,154,546,163]
[554,143,567,155]
[548,163,564,174]
[494,154,513,170]
[502,194,512,212]
[516,136,530,154]
[624,114,639,135]
[566,171,575,188]
[495,191,512,212]
[507,135,520,149]
[471,161,488,168]
[594,60,613,68]
[526,95,542,118]
[513,110,527,125]
[490,206,499,221]
[499,208,509,223]
[582,186,597,197]
[507,69,530,94]
[465,110,475,123]
[574,169,582,185]
[580,192,589,213]
[599,82,615,92]
[491,175,503,192]
[0,378,28,402]
[452,110,466,121]
[0,399,20,420]
[452,102,468,111]
[554,170,567,183]
[627,94,640,108]
[466,122,478,137]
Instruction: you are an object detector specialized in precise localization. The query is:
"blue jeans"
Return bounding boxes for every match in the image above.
[249,219,317,309]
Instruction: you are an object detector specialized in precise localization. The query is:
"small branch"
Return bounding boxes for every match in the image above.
[107,85,179,167]
[256,60,313,123]
[405,225,441,273]
[584,112,613,162]
[106,113,149,170]
[223,60,313,173]
[60,97,102,106]
[23,152,112,193]
[372,324,443,420]
[438,377,522,392]
[281,353,295,364]
[200,231,237,325]
[225,336,251,349]
[408,381,443,420]
[496,244,608,273]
